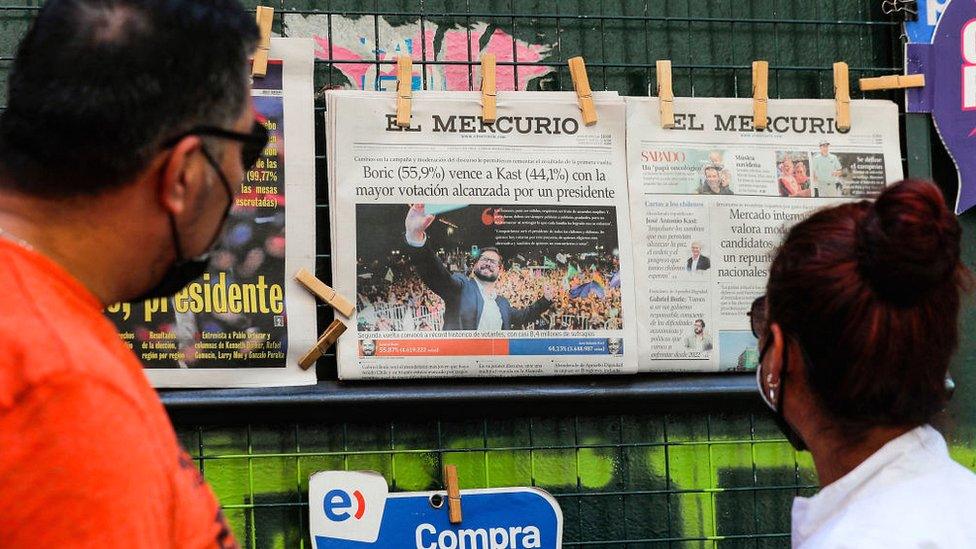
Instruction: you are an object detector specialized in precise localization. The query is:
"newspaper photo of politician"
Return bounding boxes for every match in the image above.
[356,204,624,333]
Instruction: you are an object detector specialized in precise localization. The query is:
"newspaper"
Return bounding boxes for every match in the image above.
[326,91,638,378]
[626,97,903,372]
[107,39,318,387]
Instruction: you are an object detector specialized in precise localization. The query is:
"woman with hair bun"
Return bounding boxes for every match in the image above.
[749,180,976,547]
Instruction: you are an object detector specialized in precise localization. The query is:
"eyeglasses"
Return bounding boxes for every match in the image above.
[477,257,501,266]
[748,295,767,339]
[164,120,270,171]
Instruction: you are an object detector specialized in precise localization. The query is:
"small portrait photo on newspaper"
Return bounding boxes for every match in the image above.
[697,150,734,196]
[355,203,625,333]
[682,318,714,354]
[638,147,735,195]
[775,150,813,198]
[685,240,711,273]
[807,142,888,198]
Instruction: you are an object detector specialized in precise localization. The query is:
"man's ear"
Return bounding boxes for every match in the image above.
[157,135,205,216]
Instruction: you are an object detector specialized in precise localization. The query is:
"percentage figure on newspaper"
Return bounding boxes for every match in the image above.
[326,90,637,379]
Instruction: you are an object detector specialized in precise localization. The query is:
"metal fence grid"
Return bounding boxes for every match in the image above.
[176,412,820,548]
[288,0,911,373]
[0,1,914,375]
[0,1,928,548]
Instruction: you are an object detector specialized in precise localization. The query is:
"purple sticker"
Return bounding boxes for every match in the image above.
[926,0,976,212]
[906,43,933,112]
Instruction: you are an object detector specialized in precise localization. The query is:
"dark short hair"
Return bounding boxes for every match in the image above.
[0,0,258,197]
[474,247,502,261]
[695,319,705,327]
[767,180,966,434]
[703,165,719,175]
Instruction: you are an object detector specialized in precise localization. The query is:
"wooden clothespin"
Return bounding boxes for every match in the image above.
[444,464,462,524]
[298,320,346,369]
[859,73,925,91]
[480,53,497,123]
[294,267,355,317]
[656,60,675,129]
[251,6,274,78]
[567,57,597,126]
[833,62,851,132]
[752,60,769,130]
[396,56,413,127]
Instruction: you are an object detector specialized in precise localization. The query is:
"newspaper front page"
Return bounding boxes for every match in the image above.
[107,39,318,387]
[327,91,638,378]
[626,97,903,372]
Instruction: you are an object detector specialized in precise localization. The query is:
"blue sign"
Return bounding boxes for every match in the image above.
[906,0,976,212]
[310,472,563,549]
[906,0,950,44]
[508,337,622,356]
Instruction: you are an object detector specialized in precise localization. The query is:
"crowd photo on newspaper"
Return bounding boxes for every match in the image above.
[355,203,624,334]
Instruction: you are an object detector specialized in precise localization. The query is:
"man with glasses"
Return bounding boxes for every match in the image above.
[0,0,263,546]
[404,204,554,330]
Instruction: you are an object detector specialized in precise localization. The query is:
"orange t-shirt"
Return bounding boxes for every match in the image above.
[0,238,236,548]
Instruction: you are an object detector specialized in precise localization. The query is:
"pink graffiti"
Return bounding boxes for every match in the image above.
[442,27,549,90]
[313,25,550,91]
[316,43,371,90]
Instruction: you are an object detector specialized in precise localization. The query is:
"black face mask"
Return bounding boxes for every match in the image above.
[757,336,808,452]
[131,146,234,301]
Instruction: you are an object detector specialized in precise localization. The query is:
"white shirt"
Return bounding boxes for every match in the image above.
[811,153,842,197]
[475,278,503,331]
[791,424,976,548]
[683,331,712,351]
[690,257,700,271]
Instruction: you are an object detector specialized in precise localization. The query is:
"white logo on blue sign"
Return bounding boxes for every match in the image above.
[309,471,563,548]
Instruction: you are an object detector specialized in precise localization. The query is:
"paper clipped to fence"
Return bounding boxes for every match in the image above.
[326,93,902,378]
[625,97,902,372]
[106,38,319,387]
[327,90,638,378]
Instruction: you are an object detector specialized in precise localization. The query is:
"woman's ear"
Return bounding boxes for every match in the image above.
[763,322,787,396]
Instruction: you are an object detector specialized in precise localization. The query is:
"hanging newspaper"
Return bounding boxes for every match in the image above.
[326,91,638,379]
[626,97,903,372]
[106,39,318,387]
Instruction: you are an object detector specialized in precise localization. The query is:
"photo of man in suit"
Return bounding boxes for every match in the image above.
[686,241,711,272]
[404,204,554,330]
